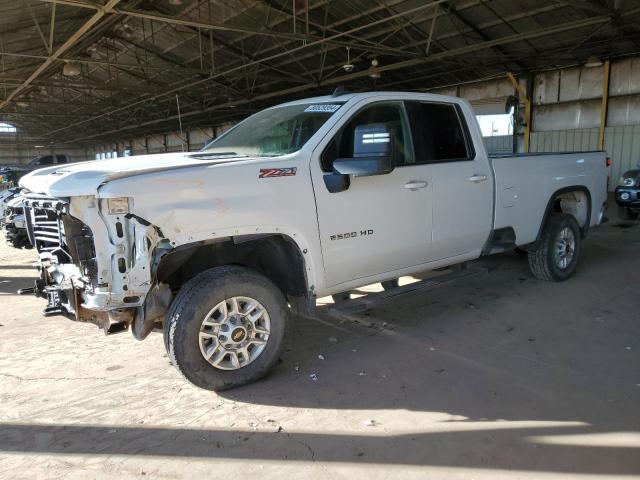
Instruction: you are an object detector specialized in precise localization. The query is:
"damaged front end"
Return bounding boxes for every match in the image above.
[22,192,171,337]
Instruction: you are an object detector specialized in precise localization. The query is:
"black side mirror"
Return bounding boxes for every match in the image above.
[505,95,518,114]
[333,124,396,177]
[323,123,396,193]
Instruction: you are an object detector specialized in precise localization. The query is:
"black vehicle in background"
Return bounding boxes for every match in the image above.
[1,154,71,176]
[615,164,640,220]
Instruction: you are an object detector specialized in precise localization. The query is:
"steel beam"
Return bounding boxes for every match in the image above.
[0,52,207,73]
[45,0,451,137]
[63,15,614,143]
[507,71,532,152]
[37,0,410,56]
[0,0,122,111]
[598,59,610,150]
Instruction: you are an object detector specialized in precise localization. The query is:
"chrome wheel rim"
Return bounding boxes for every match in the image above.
[198,296,270,370]
[554,227,576,270]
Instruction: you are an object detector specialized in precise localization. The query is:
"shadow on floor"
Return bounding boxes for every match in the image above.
[0,275,36,295]
[0,422,637,474]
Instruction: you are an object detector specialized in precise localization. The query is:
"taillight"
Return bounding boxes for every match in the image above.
[606,157,612,167]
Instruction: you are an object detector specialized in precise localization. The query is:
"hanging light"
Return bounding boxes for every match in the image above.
[368,58,381,79]
[342,47,354,73]
[585,55,603,68]
[62,62,81,77]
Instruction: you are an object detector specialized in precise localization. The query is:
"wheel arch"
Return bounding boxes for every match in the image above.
[154,233,310,302]
[534,186,592,245]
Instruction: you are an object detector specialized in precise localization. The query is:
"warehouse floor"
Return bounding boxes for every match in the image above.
[0,216,639,479]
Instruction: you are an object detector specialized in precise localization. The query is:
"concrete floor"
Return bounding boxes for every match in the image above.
[0,217,639,480]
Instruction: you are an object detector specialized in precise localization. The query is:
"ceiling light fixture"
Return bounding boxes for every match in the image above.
[585,55,603,68]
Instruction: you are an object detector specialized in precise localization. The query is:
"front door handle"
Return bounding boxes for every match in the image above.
[468,174,488,183]
[404,180,428,191]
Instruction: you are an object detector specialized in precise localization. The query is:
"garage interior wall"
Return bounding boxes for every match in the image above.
[460,56,640,190]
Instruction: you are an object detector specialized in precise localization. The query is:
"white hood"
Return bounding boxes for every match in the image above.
[19,152,248,197]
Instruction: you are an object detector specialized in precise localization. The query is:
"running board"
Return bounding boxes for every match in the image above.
[324,265,492,317]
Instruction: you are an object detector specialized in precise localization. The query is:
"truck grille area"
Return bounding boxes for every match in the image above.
[31,207,65,253]
[24,194,98,282]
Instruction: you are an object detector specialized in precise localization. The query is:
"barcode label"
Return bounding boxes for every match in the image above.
[304,104,341,113]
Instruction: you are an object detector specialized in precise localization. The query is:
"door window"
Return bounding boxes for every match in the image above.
[408,102,473,163]
[321,102,414,171]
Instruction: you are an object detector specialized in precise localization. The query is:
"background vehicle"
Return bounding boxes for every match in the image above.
[0,154,72,187]
[18,92,609,390]
[1,153,71,170]
[615,163,640,220]
[2,194,30,248]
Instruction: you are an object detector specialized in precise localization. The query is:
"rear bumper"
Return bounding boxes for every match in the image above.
[615,186,640,209]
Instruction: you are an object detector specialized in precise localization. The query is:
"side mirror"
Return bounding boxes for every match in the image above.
[333,123,396,177]
[505,95,518,115]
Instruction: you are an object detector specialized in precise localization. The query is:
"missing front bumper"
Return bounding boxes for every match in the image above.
[18,279,134,335]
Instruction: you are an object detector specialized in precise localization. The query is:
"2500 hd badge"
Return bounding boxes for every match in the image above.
[330,229,373,241]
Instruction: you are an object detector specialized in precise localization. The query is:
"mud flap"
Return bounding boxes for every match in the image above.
[132,283,172,340]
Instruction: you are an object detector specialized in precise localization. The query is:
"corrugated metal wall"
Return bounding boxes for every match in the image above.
[530,125,640,190]
[484,135,513,154]
[604,125,640,184]
[530,128,599,152]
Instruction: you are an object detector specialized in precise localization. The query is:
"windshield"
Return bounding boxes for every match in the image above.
[201,102,344,157]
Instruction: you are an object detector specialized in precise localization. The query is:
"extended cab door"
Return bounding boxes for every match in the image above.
[310,101,433,288]
[406,101,493,261]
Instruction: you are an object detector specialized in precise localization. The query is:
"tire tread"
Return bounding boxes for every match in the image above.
[163,265,287,390]
[528,213,580,282]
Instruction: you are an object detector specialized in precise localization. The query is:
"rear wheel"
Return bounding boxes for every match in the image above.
[164,265,288,391]
[528,213,581,282]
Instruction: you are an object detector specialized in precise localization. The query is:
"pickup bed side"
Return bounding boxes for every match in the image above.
[490,151,608,247]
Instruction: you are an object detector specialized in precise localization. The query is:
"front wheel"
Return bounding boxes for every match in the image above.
[528,213,581,282]
[164,266,288,391]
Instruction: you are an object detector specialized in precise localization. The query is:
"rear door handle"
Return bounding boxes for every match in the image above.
[404,180,428,191]
[468,174,488,183]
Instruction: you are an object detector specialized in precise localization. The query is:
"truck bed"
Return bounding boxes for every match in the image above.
[489,151,608,246]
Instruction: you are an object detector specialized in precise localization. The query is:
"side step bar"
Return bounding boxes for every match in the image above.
[324,264,492,316]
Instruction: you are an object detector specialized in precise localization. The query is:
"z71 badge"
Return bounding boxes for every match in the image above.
[259,167,297,178]
[330,229,373,241]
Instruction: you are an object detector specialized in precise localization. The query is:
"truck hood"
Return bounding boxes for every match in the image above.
[19,152,250,197]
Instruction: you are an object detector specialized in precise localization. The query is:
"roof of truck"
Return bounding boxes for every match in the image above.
[274,91,461,109]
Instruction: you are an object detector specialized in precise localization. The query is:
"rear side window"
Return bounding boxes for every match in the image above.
[410,102,472,163]
[56,155,68,163]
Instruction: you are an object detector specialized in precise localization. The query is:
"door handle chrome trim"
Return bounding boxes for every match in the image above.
[404,180,428,190]
[468,174,488,183]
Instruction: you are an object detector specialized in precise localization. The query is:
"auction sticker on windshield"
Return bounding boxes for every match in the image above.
[304,104,341,113]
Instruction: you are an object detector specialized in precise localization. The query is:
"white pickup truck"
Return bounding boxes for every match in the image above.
[19,91,609,390]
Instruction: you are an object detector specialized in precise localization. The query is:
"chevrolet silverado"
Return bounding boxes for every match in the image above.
[18,91,609,390]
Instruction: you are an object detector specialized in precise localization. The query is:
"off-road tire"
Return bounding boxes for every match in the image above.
[528,213,581,282]
[164,265,288,391]
[617,205,639,221]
